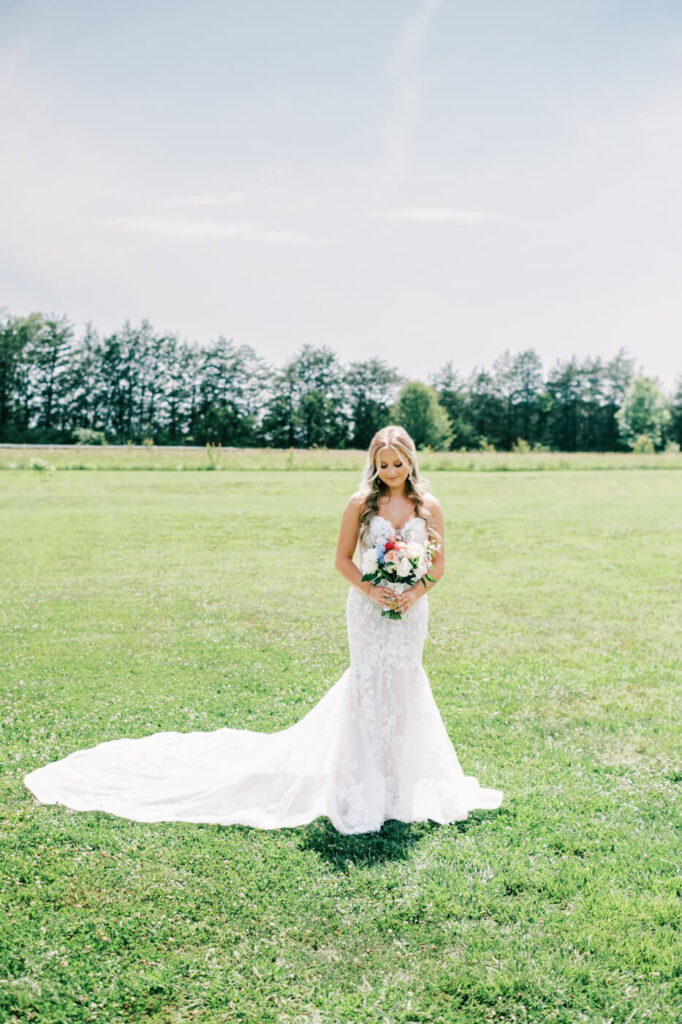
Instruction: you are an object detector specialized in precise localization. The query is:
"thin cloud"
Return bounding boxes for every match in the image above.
[368,208,514,223]
[86,216,317,243]
[382,0,443,179]
[154,191,265,208]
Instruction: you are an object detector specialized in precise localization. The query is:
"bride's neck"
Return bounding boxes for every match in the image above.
[382,485,409,500]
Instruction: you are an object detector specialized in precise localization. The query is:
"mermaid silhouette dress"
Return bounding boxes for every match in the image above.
[24,515,503,834]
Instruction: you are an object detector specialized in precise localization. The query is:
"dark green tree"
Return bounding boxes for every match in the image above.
[601,349,635,450]
[430,362,477,449]
[616,377,671,449]
[576,356,606,451]
[545,358,583,451]
[161,338,201,444]
[262,345,348,448]
[195,337,269,446]
[24,315,74,439]
[390,380,452,450]
[0,312,44,440]
[259,363,298,448]
[466,368,506,449]
[492,349,544,448]
[345,358,402,449]
[669,377,682,447]
[61,324,107,438]
[92,325,139,441]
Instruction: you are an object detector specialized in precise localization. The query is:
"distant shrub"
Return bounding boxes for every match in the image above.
[73,427,107,445]
[29,457,51,472]
[512,437,531,453]
[479,438,497,453]
[632,434,656,453]
[664,440,681,453]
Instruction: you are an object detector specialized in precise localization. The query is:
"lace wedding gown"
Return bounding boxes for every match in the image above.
[24,515,503,835]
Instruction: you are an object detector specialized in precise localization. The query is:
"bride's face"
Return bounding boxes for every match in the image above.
[375,445,410,490]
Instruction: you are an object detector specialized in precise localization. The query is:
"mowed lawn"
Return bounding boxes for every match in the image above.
[1,469,680,1024]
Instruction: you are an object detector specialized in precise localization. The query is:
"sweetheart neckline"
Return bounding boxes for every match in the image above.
[372,513,422,533]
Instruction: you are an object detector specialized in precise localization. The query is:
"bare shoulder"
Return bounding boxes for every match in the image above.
[423,492,444,536]
[346,491,365,511]
[422,492,442,516]
[343,491,365,519]
[336,492,364,557]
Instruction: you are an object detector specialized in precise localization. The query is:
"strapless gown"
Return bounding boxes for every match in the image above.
[24,515,503,834]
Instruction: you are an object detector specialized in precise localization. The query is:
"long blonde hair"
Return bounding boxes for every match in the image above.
[356,425,436,542]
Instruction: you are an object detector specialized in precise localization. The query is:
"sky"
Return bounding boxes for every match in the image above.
[1,0,681,391]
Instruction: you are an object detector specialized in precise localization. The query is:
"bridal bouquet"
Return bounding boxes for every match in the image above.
[361,532,437,619]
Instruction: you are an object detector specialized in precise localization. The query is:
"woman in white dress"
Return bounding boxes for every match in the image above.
[24,426,503,835]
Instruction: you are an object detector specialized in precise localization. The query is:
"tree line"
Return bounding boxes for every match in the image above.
[1,310,679,451]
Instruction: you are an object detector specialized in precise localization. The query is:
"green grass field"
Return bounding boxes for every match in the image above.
[1,469,681,1024]
[2,444,682,473]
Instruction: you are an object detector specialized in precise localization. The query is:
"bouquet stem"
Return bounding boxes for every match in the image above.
[381,607,403,620]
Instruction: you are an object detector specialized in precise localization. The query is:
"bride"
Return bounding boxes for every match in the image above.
[24,425,503,835]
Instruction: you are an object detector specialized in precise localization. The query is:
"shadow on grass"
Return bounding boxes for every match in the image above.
[299,812,496,871]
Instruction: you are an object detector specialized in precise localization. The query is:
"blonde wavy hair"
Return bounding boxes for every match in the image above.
[356,425,436,543]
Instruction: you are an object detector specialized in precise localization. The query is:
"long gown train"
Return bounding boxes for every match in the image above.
[24,516,503,835]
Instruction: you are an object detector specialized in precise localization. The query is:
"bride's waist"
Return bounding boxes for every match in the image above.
[347,585,428,606]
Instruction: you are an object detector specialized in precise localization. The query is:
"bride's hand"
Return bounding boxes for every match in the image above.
[367,584,396,609]
[395,586,421,615]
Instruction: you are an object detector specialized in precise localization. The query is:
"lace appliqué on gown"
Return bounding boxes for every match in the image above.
[24,515,503,834]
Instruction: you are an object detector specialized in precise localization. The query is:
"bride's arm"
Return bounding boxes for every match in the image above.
[334,496,393,606]
[424,494,445,589]
[334,496,369,593]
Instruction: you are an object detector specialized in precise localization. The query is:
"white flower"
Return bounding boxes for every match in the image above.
[362,549,378,573]
[406,542,421,559]
[397,558,411,578]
